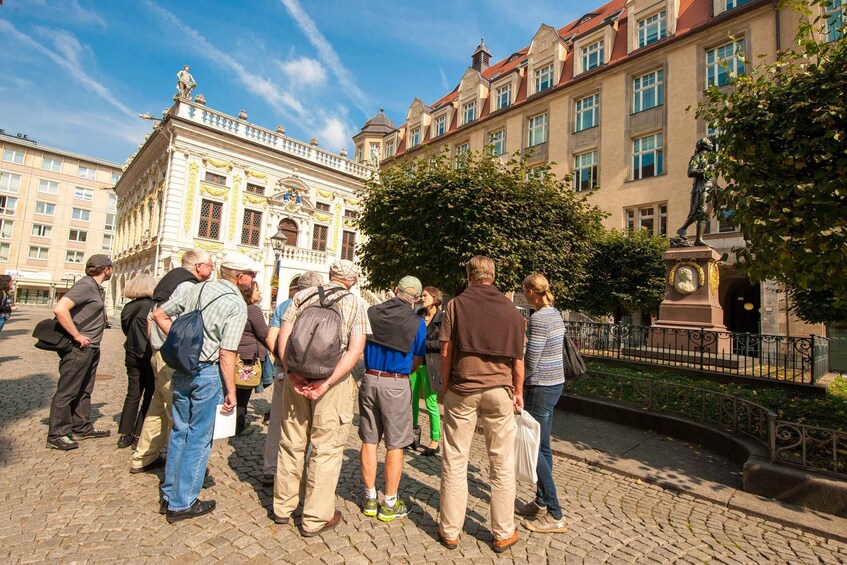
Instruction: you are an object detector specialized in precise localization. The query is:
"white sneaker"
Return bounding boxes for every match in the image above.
[523,513,567,533]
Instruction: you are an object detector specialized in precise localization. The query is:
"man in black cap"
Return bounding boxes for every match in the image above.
[47,254,114,450]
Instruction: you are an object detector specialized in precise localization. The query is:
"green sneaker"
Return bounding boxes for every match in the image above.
[362,498,378,517]
[377,500,409,522]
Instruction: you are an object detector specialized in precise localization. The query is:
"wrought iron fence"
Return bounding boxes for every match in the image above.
[563,321,828,385]
[568,371,846,479]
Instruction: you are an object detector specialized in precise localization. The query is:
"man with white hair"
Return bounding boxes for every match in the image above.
[151,252,255,522]
[272,260,370,536]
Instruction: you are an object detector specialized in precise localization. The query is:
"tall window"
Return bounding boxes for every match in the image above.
[462,102,476,125]
[74,187,94,201]
[204,171,227,185]
[0,243,8,262]
[637,11,667,48]
[111,172,121,185]
[32,224,53,238]
[489,130,505,156]
[625,204,667,235]
[0,219,12,239]
[385,140,395,158]
[2,149,23,164]
[1,196,17,216]
[496,85,511,110]
[28,246,49,260]
[38,180,59,194]
[77,166,96,180]
[455,143,470,168]
[410,127,421,147]
[198,199,223,240]
[632,133,664,180]
[0,173,21,193]
[341,230,356,261]
[825,0,844,42]
[369,143,380,161]
[71,208,91,222]
[34,201,53,216]
[105,213,116,232]
[66,251,85,264]
[573,151,599,192]
[706,39,745,87]
[575,94,600,132]
[582,41,604,71]
[527,114,548,147]
[102,234,114,251]
[312,224,328,251]
[241,209,262,246]
[435,115,447,136]
[42,157,62,172]
[534,64,554,93]
[633,69,664,113]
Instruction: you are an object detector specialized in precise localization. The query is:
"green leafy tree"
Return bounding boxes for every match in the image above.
[695,0,847,321]
[356,149,606,300]
[576,230,668,322]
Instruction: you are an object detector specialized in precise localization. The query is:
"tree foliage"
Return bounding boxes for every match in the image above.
[576,230,668,321]
[356,149,606,301]
[696,0,847,321]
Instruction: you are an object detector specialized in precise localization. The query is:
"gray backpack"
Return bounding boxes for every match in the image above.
[286,286,350,380]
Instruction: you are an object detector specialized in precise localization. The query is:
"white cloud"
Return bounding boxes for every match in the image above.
[278,56,327,88]
[33,27,91,66]
[22,0,107,28]
[439,67,450,91]
[315,114,352,152]
[278,0,370,115]
[0,21,135,120]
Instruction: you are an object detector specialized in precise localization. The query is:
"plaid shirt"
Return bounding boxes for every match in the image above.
[282,281,371,349]
[161,280,247,362]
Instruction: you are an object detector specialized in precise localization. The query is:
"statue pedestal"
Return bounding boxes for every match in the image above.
[651,247,728,353]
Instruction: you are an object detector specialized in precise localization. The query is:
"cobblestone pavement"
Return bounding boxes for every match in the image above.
[1,308,847,564]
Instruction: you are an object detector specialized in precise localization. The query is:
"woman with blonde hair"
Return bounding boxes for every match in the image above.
[118,274,157,449]
[515,272,567,533]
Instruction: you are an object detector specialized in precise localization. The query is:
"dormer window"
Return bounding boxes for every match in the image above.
[462,102,476,126]
[637,11,667,48]
[582,40,604,72]
[725,0,751,9]
[410,127,421,147]
[534,64,554,93]
[496,85,512,110]
[385,139,395,158]
[435,115,447,136]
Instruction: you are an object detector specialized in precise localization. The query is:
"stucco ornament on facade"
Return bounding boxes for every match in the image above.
[193,239,223,252]
[201,183,229,198]
[243,192,268,209]
[184,161,199,233]
[316,188,334,199]
[245,169,268,180]
[203,157,233,172]
[229,175,242,240]
[330,201,342,253]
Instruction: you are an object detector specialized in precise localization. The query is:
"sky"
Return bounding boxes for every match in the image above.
[0,0,601,164]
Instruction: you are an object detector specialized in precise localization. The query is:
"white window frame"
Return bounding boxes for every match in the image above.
[369,142,380,161]
[77,165,96,180]
[111,172,121,184]
[632,133,664,180]
[102,233,114,251]
[0,196,18,216]
[489,129,505,156]
[534,64,554,93]
[410,127,421,147]
[35,201,54,216]
[637,11,667,48]
[107,193,117,212]
[573,150,599,192]
[28,246,49,260]
[455,142,470,168]
[706,39,745,87]
[435,115,447,136]
[105,213,116,231]
[725,0,751,9]
[625,204,667,236]
[42,157,62,172]
[575,93,600,132]
[0,242,9,262]
[2,149,23,165]
[66,250,85,264]
[72,207,91,222]
[527,114,549,147]
[582,40,604,72]
[496,85,511,110]
[633,69,664,113]
[68,229,88,242]
[32,224,53,238]
[385,140,395,158]
[0,219,13,239]
[462,101,476,125]
[38,179,59,194]
[74,187,94,201]
[0,172,21,194]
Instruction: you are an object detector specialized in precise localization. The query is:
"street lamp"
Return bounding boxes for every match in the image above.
[270,229,288,258]
[269,229,288,307]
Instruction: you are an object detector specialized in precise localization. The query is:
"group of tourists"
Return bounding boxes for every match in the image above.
[40,250,570,551]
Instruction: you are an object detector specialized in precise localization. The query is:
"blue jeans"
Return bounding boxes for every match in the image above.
[161,365,222,511]
[0,317,7,332]
[524,383,564,520]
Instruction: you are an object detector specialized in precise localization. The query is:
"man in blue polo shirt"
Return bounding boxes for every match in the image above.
[359,275,426,522]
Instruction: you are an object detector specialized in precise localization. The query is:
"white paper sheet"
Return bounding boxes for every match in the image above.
[212,404,236,440]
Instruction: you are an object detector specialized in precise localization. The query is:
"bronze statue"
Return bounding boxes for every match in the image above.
[673,136,717,247]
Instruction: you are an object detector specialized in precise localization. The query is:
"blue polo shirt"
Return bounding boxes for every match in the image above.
[364,319,427,375]
[269,299,293,328]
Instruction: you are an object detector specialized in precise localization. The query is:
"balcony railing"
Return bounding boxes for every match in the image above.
[564,321,828,385]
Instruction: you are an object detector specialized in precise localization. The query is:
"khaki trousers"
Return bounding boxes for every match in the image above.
[439,387,516,541]
[273,373,356,531]
[131,350,174,469]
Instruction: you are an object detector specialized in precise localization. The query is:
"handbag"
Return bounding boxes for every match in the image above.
[235,354,263,388]
[562,334,587,379]
[33,318,72,353]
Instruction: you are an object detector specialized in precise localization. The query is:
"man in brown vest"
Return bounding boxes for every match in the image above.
[438,255,525,553]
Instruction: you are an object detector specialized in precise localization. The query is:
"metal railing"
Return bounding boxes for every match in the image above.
[568,371,846,479]
[564,321,828,384]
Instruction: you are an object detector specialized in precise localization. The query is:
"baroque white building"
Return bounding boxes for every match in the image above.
[113,97,371,311]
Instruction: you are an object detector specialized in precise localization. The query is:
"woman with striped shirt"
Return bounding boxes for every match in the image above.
[515,272,567,533]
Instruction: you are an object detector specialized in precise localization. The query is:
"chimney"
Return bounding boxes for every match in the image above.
[471,37,491,73]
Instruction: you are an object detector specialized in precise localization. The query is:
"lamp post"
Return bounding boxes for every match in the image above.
[270,229,287,307]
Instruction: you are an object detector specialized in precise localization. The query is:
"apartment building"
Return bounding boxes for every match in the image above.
[0,130,121,307]
[354,0,840,336]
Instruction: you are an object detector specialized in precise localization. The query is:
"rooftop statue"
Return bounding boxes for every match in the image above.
[671,136,718,248]
[176,65,196,100]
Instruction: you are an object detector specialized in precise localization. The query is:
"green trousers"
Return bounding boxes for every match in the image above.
[409,365,441,442]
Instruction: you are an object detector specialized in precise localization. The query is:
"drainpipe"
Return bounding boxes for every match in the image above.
[773,0,782,52]
[152,123,174,279]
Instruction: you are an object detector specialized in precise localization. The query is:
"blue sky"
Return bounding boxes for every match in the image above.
[0,0,600,164]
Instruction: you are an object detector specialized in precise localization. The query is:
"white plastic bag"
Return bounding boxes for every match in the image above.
[514,410,541,484]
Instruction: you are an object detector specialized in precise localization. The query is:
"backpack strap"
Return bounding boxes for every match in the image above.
[195,283,240,367]
[317,286,350,308]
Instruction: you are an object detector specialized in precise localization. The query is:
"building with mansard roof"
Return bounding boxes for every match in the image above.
[113,95,372,312]
[356,0,840,338]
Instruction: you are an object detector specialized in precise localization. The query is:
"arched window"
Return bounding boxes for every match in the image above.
[279,219,298,247]
[289,276,300,299]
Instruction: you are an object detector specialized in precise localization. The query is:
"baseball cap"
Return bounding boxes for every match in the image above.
[329,259,360,281]
[221,252,258,274]
[86,254,113,269]
[397,275,422,299]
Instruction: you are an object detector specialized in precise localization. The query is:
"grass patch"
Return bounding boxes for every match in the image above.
[568,361,847,431]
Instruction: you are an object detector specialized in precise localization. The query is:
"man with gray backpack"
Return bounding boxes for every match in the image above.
[272,259,370,536]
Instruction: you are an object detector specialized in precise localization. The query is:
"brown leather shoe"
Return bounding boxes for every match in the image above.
[492,529,519,553]
[273,514,289,525]
[437,525,458,550]
[299,509,342,537]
